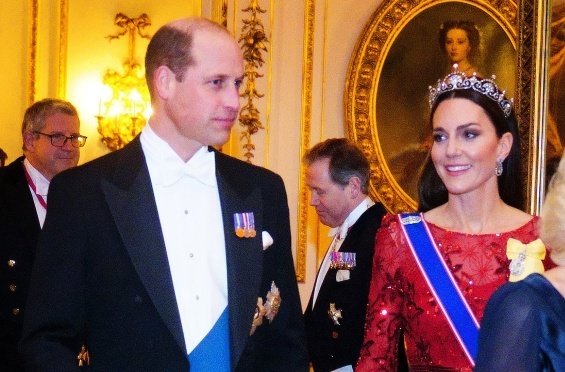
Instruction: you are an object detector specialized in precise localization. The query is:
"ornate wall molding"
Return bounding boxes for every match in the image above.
[28,0,39,105]
[213,0,228,27]
[519,0,550,213]
[238,0,269,163]
[57,0,69,98]
[296,0,315,283]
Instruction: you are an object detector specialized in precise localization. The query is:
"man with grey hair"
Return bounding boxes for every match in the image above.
[304,138,386,372]
[0,98,85,371]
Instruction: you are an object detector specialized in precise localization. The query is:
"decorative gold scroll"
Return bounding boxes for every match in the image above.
[518,0,550,214]
[57,0,69,98]
[238,0,269,163]
[28,0,39,105]
[296,0,315,283]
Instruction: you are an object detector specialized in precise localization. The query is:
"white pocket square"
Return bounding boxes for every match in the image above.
[336,270,350,282]
[262,231,274,250]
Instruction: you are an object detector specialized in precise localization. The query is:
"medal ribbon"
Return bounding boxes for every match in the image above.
[399,212,479,366]
[23,164,47,210]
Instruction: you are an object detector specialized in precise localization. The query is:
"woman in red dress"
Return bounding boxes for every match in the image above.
[356,66,550,371]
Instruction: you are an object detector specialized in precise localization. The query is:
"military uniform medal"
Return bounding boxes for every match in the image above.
[233,212,256,238]
[329,251,356,270]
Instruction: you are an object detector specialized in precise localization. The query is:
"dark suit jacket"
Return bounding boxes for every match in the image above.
[0,156,40,372]
[20,138,308,371]
[304,203,386,371]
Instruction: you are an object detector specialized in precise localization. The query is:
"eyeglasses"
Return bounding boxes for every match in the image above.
[33,131,87,148]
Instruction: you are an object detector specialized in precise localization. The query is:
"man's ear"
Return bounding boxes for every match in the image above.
[23,131,35,152]
[153,66,175,100]
[348,176,362,199]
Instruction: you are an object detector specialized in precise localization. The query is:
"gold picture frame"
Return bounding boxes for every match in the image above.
[345,0,547,214]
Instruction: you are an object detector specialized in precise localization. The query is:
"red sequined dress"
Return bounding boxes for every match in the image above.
[356,213,541,371]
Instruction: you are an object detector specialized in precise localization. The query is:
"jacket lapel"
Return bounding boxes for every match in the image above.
[215,151,263,368]
[100,138,186,353]
[311,204,383,311]
[4,157,41,237]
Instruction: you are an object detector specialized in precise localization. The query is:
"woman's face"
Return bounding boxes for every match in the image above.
[431,98,512,198]
[445,28,472,64]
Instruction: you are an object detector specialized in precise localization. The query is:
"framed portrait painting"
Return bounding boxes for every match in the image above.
[345,0,518,213]
[547,0,565,174]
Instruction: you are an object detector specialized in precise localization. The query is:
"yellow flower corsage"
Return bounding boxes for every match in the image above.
[506,238,546,282]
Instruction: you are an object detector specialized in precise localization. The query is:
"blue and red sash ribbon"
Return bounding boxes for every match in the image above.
[399,213,479,366]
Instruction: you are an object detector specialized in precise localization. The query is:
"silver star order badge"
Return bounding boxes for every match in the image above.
[250,282,282,335]
[264,281,281,323]
[328,303,342,326]
[509,251,526,276]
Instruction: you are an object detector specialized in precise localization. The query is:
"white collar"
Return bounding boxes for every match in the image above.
[141,124,216,187]
[23,158,50,196]
[328,196,374,239]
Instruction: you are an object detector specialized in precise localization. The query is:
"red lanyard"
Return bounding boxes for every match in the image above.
[23,164,47,210]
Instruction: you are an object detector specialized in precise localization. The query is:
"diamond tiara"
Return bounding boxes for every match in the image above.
[428,64,513,118]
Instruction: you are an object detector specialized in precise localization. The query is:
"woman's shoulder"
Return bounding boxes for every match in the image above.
[381,213,399,224]
[380,212,420,227]
[506,206,538,228]
[375,213,411,238]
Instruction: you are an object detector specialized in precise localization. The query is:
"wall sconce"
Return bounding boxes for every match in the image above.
[97,13,152,151]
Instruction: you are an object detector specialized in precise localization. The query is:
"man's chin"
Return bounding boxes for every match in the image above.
[56,160,78,172]
[210,133,231,148]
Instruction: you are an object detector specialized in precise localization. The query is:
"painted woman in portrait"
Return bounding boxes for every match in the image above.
[439,20,482,76]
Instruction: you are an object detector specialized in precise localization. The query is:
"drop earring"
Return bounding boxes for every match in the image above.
[495,160,503,177]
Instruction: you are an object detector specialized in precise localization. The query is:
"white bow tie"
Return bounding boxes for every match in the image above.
[329,221,349,240]
[158,150,216,187]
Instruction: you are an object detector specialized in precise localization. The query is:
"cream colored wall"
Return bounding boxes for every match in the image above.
[0,0,383,308]
[0,1,30,162]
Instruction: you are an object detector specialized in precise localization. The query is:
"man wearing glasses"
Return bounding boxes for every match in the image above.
[0,98,85,371]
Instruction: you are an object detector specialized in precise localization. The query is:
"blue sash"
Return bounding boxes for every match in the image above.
[188,307,231,371]
[399,213,479,366]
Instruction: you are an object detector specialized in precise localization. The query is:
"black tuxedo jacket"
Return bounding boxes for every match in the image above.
[20,138,308,371]
[0,156,40,371]
[304,203,386,371]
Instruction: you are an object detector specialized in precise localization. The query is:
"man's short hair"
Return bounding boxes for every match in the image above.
[21,98,79,150]
[304,138,371,194]
[144,17,229,98]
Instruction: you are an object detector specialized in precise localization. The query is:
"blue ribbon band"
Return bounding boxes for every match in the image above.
[399,213,479,366]
[187,307,231,371]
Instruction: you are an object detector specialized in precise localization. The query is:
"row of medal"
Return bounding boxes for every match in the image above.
[233,212,256,238]
[329,251,356,270]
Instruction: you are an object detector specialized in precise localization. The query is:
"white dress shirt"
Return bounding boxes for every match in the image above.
[23,158,49,227]
[141,124,228,355]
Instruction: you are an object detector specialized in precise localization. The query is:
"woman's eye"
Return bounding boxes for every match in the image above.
[464,131,478,139]
[433,133,446,142]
